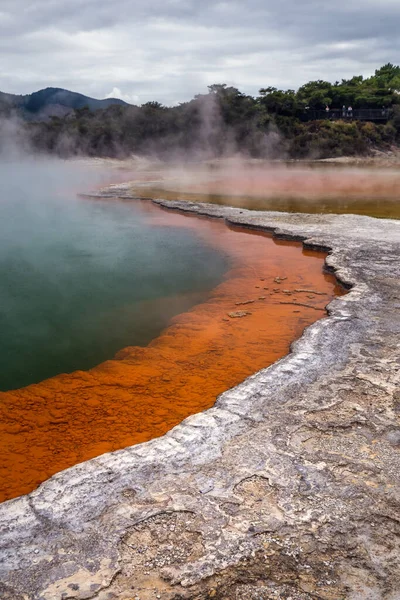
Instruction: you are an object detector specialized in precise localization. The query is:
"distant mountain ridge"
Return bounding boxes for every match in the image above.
[0,87,129,120]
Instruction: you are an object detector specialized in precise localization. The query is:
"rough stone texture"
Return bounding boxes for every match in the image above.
[1,199,399,600]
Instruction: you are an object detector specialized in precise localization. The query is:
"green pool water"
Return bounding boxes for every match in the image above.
[0,159,229,391]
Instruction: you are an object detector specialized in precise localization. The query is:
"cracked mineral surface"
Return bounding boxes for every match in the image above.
[0,198,399,600]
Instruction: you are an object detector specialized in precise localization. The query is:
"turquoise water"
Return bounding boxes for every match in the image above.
[0,160,229,391]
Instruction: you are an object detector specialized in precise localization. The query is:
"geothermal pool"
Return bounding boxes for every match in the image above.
[0,160,343,502]
[0,160,229,391]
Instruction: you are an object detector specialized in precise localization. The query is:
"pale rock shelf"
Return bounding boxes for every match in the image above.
[1,197,400,599]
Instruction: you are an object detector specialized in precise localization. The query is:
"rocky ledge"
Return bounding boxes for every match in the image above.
[1,200,399,600]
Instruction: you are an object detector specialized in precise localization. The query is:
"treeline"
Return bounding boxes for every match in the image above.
[15,64,400,159]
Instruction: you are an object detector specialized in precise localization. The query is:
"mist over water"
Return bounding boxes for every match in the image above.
[0,159,229,391]
[130,159,400,220]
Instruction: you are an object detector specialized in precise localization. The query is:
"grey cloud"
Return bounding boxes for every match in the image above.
[0,0,398,104]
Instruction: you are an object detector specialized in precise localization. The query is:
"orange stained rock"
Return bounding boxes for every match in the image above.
[0,201,344,502]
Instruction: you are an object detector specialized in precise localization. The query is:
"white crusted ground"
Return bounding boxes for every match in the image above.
[1,199,399,600]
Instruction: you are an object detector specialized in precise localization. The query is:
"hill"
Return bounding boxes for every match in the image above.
[0,87,129,120]
[2,64,400,159]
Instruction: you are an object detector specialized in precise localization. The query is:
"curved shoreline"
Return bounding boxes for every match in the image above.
[0,199,337,502]
[1,199,400,599]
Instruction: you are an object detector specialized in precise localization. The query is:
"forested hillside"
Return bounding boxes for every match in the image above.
[0,88,127,121]
[3,64,400,159]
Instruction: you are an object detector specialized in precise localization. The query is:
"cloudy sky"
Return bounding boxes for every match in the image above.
[0,0,398,105]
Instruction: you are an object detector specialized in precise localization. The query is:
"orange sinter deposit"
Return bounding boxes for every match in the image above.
[0,201,343,502]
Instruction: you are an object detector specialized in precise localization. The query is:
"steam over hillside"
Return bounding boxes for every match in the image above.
[2,64,400,160]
